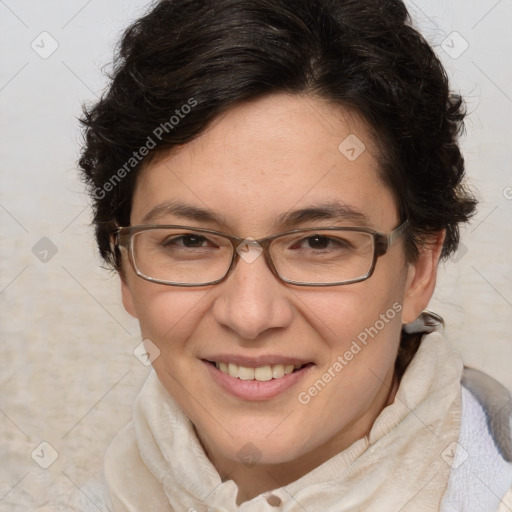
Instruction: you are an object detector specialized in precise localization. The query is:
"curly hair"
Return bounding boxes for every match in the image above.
[79,0,477,269]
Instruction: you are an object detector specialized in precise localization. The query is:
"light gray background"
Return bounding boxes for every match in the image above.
[1,0,511,509]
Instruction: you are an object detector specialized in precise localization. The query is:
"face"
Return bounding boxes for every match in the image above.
[121,94,437,481]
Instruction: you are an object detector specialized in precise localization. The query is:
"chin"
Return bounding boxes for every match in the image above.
[197,422,307,464]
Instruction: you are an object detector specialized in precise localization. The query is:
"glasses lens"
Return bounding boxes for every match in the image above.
[270,229,375,284]
[132,228,233,284]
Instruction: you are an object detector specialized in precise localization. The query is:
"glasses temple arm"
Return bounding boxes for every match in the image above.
[387,219,409,248]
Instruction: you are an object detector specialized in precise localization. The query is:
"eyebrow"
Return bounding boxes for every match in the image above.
[141,201,226,225]
[140,200,370,229]
[275,201,370,229]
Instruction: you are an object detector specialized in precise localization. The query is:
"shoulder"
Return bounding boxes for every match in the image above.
[441,367,512,511]
[461,367,512,463]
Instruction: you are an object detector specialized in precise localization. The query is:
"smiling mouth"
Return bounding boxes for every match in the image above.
[205,361,312,382]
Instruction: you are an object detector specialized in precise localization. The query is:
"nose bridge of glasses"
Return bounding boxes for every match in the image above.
[232,236,268,266]
[221,234,281,284]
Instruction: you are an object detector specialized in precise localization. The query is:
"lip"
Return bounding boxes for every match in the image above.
[201,359,314,401]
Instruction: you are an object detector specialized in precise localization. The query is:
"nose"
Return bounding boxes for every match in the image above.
[211,246,294,340]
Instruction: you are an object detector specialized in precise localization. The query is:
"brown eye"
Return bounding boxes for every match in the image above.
[292,235,352,252]
[164,234,210,248]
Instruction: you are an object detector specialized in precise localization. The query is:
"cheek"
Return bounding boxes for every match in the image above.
[294,268,406,395]
[129,283,211,350]
[296,273,406,346]
[295,288,403,439]
[305,289,404,385]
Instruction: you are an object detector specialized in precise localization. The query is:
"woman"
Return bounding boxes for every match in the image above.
[70,0,512,510]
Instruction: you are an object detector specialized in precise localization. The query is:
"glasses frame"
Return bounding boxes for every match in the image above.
[114,219,409,287]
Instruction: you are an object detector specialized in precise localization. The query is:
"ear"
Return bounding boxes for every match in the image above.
[114,231,139,319]
[401,230,445,324]
[121,274,139,319]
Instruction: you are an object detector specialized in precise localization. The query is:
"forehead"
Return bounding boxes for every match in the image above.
[131,94,398,234]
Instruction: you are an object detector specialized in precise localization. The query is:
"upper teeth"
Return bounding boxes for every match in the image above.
[215,362,301,381]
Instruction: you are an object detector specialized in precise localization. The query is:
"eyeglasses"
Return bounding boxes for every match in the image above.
[114,220,409,287]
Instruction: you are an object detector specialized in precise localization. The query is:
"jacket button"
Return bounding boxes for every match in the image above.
[266,494,282,507]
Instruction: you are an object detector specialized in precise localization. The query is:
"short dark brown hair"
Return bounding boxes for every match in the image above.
[79,0,477,268]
